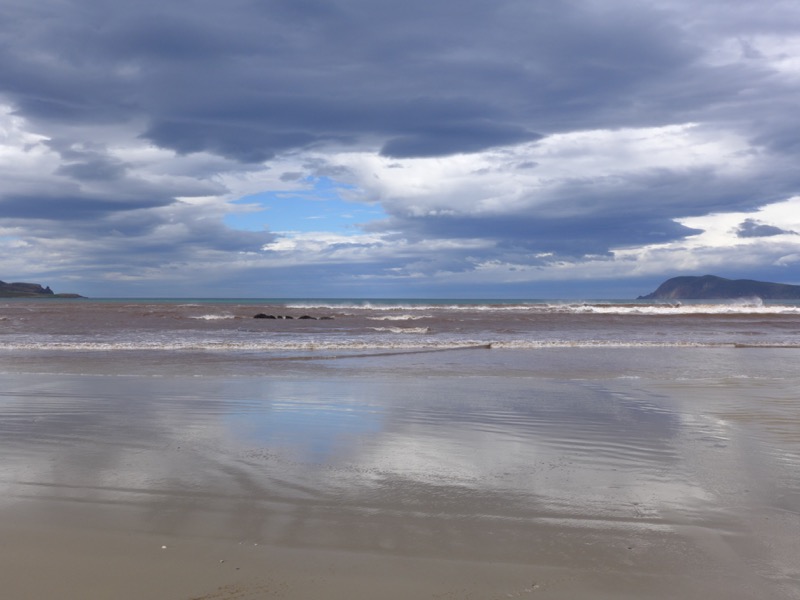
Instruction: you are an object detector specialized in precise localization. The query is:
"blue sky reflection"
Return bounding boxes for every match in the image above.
[228,397,384,462]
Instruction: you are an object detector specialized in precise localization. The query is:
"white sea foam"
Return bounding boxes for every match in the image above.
[367,315,430,321]
[368,327,430,334]
[189,314,236,320]
[487,340,723,349]
[286,300,800,315]
[286,301,532,311]
[544,301,800,315]
[4,339,786,352]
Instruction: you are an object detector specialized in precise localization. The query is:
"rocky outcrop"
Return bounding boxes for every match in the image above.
[253,313,334,320]
[638,275,800,300]
[0,280,83,298]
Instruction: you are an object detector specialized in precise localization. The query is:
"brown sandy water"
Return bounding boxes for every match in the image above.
[1,340,799,598]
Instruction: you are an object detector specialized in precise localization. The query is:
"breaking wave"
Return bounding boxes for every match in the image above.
[4,339,797,352]
[285,299,800,315]
[368,327,430,334]
[367,315,430,321]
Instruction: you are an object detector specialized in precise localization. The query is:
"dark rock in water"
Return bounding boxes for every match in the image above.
[254,313,330,320]
[638,275,800,300]
[0,280,83,298]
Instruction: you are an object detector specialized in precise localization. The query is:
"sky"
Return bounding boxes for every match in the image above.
[1,0,800,298]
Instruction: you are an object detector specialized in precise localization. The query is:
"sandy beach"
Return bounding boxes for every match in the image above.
[1,345,799,599]
[2,518,776,600]
[4,0,800,592]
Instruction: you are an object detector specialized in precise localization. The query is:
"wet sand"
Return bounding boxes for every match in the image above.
[1,520,776,600]
[1,348,799,599]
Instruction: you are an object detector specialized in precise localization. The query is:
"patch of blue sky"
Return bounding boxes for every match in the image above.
[225,176,386,234]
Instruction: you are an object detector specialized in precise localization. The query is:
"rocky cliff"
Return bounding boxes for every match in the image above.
[638,275,800,300]
[0,280,83,298]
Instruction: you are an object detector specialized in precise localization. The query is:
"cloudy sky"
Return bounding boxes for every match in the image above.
[2,0,800,298]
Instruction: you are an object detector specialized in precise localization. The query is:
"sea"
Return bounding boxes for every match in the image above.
[1,296,799,377]
[2,296,800,352]
[2,297,800,597]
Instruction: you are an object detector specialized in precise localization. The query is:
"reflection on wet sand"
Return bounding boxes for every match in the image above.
[1,353,799,599]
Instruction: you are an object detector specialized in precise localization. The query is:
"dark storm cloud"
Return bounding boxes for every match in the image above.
[736,219,796,238]
[368,212,702,258]
[3,0,792,152]
[0,193,171,220]
[47,139,128,181]
[380,123,542,159]
[142,120,320,164]
[55,158,127,182]
[3,0,796,165]
[0,0,746,160]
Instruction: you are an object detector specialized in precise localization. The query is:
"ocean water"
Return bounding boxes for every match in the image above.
[2,296,799,354]
[2,297,799,379]
[1,298,800,597]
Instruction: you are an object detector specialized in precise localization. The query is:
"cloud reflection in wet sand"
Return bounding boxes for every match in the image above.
[0,360,798,593]
[1,373,715,531]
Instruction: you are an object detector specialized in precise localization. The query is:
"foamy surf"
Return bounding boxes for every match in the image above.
[368,327,430,334]
[367,315,430,321]
[4,339,793,352]
[2,297,798,355]
[284,299,800,315]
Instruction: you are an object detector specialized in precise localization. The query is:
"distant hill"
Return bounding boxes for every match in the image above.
[638,275,800,300]
[0,280,83,298]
